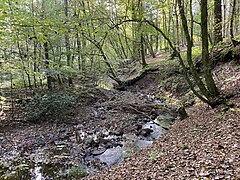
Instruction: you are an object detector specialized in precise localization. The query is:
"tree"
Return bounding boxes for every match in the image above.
[0,0,238,104]
[143,0,221,107]
[230,0,240,46]
[201,0,219,98]
[214,0,223,44]
[64,0,73,86]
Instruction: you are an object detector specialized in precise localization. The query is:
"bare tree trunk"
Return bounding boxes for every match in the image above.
[230,0,239,46]
[44,41,52,91]
[64,0,73,86]
[201,0,219,97]
[140,34,147,67]
[117,33,128,59]
[214,0,223,44]
[222,0,226,38]
[145,35,156,58]
[177,0,209,97]
[76,32,81,71]
[175,0,180,47]
[32,37,38,88]
[190,0,194,45]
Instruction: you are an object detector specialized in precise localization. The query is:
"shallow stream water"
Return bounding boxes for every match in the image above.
[0,89,176,179]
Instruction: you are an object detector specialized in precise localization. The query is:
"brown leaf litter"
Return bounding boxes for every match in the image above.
[85,62,240,180]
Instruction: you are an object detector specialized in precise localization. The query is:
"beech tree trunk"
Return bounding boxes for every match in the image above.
[64,0,73,86]
[230,0,239,46]
[214,0,223,44]
[201,0,220,98]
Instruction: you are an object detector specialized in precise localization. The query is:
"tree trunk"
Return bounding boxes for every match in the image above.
[64,0,73,86]
[214,0,223,44]
[174,0,180,47]
[140,34,147,67]
[201,0,219,98]
[177,0,209,98]
[43,41,52,90]
[33,41,38,88]
[190,0,194,44]
[230,0,239,46]
[117,33,128,59]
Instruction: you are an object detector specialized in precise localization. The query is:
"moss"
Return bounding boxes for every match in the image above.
[182,144,190,150]
[153,119,172,130]
[97,81,114,90]
[0,96,6,101]
[67,166,87,178]
[148,151,164,161]
[166,164,174,169]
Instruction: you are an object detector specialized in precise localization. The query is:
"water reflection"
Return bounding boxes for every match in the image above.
[34,166,44,180]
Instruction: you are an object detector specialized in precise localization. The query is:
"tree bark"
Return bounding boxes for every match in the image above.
[140,34,147,67]
[201,0,219,97]
[177,0,209,98]
[44,41,53,91]
[214,0,223,44]
[64,0,73,86]
[230,0,239,46]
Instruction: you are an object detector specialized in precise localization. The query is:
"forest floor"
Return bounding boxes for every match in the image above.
[86,58,240,179]
[88,70,240,179]
[0,50,240,179]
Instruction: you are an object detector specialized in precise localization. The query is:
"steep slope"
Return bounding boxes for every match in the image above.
[85,61,240,179]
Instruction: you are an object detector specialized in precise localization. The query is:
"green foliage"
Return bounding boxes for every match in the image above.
[97,81,114,90]
[148,151,163,161]
[0,95,6,101]
[181,46,202,61]
[27,92,76,121]
[166,164,174,169]
[67,166,87,179]
[181,144,189,150]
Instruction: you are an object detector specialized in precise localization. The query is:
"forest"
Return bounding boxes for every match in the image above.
[0,0,239,179]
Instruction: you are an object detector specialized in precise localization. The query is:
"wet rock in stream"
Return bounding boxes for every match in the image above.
[141,122,166,140]
[83,120,168,170]
[98,146,124,166]
[0,89,183,179]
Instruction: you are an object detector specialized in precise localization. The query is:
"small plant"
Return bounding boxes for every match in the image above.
[67,166,87,178]
[27,92,76,121]
[123,148,135,159]
[166,164,174,169]
[182,144,189,150]
[148,151,163,161]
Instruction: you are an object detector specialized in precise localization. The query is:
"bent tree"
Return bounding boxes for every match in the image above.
[1,0,236,107]
[201,0,219,99]
[144,0,221,107]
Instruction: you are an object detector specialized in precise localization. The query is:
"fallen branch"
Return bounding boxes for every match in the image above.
[113,66,159,90]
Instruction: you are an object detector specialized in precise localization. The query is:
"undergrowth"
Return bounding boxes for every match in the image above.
[26,91,76,122]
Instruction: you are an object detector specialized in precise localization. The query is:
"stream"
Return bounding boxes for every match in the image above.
[0,88,180,179]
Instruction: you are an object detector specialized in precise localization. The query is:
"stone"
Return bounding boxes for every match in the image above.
[122,134,153,157]
[140,128,153,137]
[153,119,171,130]
[135,140,153,149]
[91,148,106,156]
[177,106,188,120]
[142,122,166,140]
[98,146,123,166]
[156,114,175,121]
[114,128,124,136]
[153,113,176,129]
